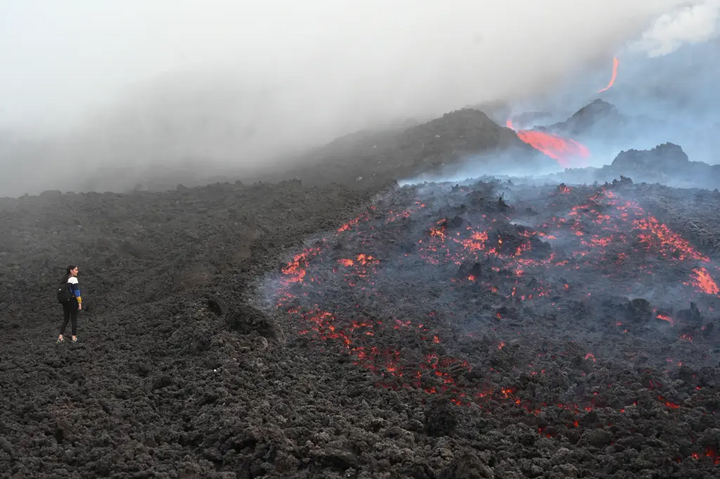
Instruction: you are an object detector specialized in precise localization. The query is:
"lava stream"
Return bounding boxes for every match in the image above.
[506,120,590,168]
[598,57,619,93]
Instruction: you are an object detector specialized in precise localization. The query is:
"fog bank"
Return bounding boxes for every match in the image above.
[0,0,714,196]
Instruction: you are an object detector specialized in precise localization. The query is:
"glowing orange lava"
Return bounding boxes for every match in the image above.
[691,267,719,295]
[658,396,680,409]
[273,182,718,416]
[633,217,710,262]
[506,120,590,168]
[598,57,619,93]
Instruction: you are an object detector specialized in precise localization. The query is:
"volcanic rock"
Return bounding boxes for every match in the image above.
[424,398,458,437]
[119,238,152,259]
[579,429,613,448]
[626,298,654,324]
[4,171,720,477]
[559,143,720,189]
[542,99,624,137]
[441,215,465,229]
[536,99,668,146]
[457,261,482,279]
[676,302,702,325]
[610,175,634,188]
[439,451,495,479]
[612,143,689,170]
[227,303,284,343]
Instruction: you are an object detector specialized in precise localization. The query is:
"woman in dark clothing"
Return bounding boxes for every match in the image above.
[57,265,82,343]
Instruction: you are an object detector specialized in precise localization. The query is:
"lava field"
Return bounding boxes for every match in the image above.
[2,176,720,478]
[3,9,720,477]
[264,178,720,475]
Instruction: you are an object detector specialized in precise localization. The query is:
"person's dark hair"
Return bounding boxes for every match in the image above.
[60,265,77,283]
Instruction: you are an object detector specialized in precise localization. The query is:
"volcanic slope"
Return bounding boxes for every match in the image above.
[68,108,548,197]
[1,178,720,477]
[258,108,553,188]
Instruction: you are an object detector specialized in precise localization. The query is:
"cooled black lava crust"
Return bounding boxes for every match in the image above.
[1,178,719,478]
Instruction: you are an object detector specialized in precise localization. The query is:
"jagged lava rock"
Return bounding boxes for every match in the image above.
[612,143,689,170]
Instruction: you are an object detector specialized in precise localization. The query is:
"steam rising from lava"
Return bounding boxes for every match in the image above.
[633,0,720,57]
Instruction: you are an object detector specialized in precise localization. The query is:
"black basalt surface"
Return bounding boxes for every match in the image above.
[1,176,720,478]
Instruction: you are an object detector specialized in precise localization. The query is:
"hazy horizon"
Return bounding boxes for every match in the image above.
[1,0,719,196]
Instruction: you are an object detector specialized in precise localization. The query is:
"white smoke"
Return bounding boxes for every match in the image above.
[0,0,716,197]
[634,0,720,56]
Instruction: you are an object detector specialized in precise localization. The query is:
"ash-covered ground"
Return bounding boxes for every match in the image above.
[2,111,720,478]
[262,178,720,477]
[2,174,720,478]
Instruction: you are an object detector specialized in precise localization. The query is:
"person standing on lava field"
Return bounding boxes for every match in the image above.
[57,265,82,343]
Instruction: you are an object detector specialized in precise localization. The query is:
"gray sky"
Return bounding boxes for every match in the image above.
[1,0,705,130]
[0,0,718,195]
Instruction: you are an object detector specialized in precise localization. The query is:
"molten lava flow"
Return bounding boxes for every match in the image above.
[691,267,719,295]
[506,120,590,168]
[281,248,321,284]
[271,180,718,417]
[658,396,680,409]
[598,57,619,93]
[633,217,710,262]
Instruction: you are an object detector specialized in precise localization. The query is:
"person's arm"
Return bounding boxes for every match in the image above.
[68,277,82,307]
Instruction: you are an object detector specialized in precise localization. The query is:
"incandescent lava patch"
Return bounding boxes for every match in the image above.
[263,179,720,465]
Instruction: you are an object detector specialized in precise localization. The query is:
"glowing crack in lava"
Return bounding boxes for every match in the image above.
[598,57,619,93]
[506,120,590,168]
[690,267,719,295]
[266,182,719,452]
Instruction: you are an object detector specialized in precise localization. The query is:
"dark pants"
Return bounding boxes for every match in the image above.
[60,301,79,336]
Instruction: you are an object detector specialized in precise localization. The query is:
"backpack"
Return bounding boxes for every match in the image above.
[56,281,74,304]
